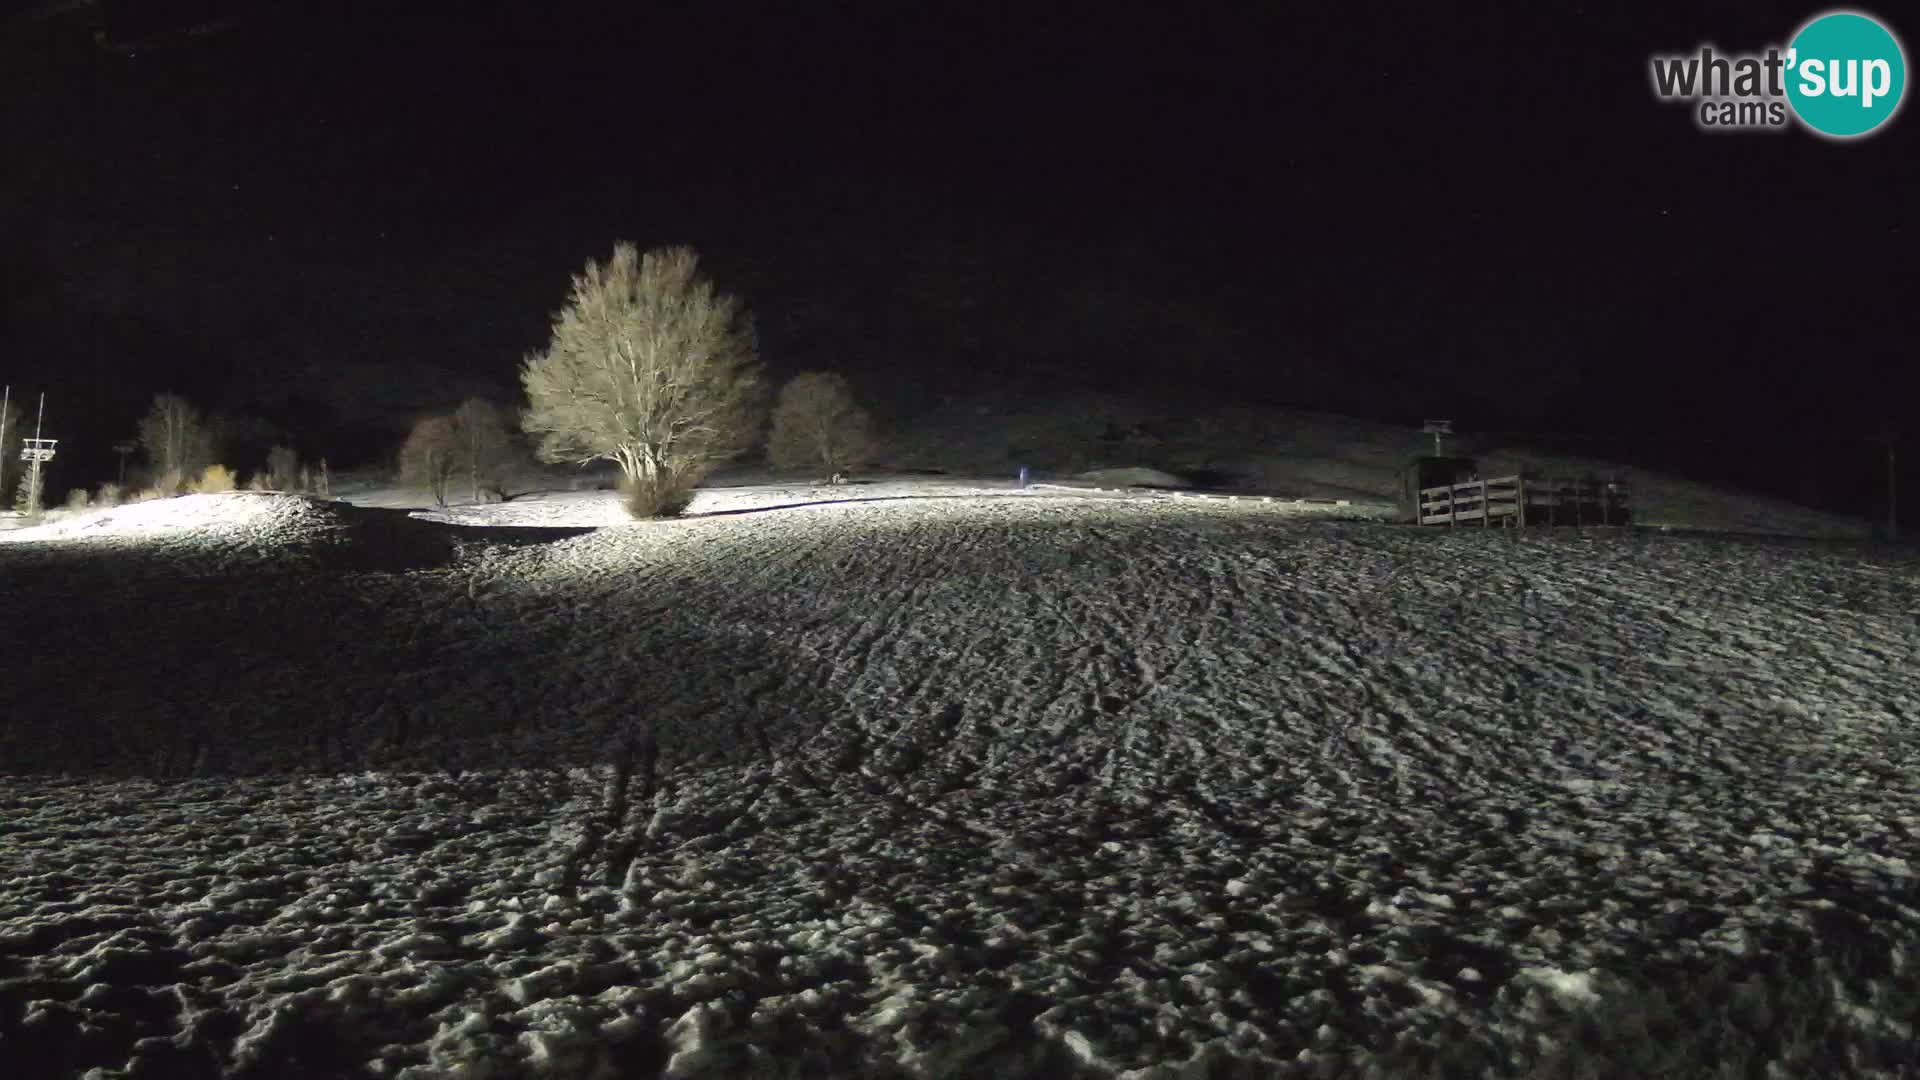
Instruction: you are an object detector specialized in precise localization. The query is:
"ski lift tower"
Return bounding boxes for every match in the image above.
[20,393,55,514]
[113,440,138,485]
[1422,419,1454,457]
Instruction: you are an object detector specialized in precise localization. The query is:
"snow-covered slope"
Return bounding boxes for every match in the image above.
[1,489,1916,1077]
[879,387,1873,539]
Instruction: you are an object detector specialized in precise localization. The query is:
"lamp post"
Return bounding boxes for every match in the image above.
[114,440,137,485]
[1872,430,1898,541]
[0,385,10,501]
[20,393,56,516]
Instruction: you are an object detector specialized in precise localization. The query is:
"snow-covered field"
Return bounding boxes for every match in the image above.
[2,486,1918,1078]
[879,384,1875,540]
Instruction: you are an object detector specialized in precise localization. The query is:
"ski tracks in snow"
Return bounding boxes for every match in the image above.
[5,493,1920,1077]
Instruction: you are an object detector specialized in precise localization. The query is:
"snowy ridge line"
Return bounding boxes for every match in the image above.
[1022,481,1396,513]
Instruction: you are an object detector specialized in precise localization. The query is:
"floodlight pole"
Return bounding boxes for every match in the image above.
[0,384,10,499]
[114,440,137,485]
[27,393,45,514]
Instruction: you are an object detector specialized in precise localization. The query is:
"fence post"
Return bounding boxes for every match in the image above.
[1516,474,1527,530]
[1481,479,1490,528]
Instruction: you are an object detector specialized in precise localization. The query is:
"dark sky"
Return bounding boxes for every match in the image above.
[1,1,1911,508]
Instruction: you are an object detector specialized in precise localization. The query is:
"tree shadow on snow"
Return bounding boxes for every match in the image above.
[682,493,1015,519]
[313,504,595,573]
[0,527,851,780]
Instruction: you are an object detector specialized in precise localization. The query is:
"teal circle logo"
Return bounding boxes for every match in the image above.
[1786,11,1907,138]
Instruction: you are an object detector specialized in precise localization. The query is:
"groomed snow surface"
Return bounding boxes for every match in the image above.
[2,485,1918,1078]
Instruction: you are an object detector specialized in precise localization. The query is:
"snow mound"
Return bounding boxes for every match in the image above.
[0,492,340,545]
[0,493,478,576]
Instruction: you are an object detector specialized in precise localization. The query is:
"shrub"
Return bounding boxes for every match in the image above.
[520,243,764,518]
[64,488,91,512]
[13,472,43,515]
[191,464,236,493]
[767,371,880,478]
[621,471,696,518]
[130,487,166,503]
[95,482,124,508]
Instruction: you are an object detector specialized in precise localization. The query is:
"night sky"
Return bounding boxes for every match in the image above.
[2,1,1911,513]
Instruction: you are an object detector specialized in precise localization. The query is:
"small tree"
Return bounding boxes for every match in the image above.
[452,398,517,503]
[520,244,765,517]
[398,415,458,507]
[12,466,43,515]
[136,393,216,494]
[767,371,880,480]
[265,445,300,491]
[191,464,236,493]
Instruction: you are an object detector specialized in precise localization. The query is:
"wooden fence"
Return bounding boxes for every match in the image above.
[1417,474,1629,528]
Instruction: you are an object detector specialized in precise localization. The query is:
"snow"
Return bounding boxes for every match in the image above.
[1,481,1917,1077]
[1,489,333,540]
[880,382,1874,539]
[1515,966,1603,1007]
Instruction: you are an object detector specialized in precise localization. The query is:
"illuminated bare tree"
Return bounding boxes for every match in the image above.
[135,393,215,493]
[398,414,458,507]
[520,244,765,517]
[452,397,517,503]
[767,371,879,479]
